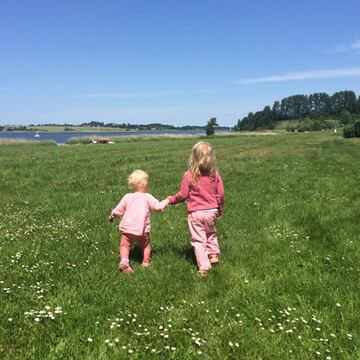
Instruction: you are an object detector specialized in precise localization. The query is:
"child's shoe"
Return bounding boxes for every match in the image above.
[209,255,219,265]
[198,270,208,278]
[119,259,133,274]
[142,261,150,269]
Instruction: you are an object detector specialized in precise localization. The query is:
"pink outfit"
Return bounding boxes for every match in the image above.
[120,233,150,268]
[169,171,224,271]
[168,171,224,213]
[111,192,167,270]
[111,192,168,236]
[188,210,219,271]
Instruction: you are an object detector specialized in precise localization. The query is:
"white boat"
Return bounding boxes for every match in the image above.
[34,131,40,138]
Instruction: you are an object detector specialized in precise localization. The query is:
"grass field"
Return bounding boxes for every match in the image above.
[1,132,359,359]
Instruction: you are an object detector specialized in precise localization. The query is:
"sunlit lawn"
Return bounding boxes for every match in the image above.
[1,132,359,359]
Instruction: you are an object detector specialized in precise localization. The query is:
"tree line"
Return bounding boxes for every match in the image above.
[234,90,360,131]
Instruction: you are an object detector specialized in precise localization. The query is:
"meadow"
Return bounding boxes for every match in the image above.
[0,132,359,359]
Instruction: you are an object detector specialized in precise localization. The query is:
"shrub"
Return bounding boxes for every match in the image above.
[343,121,360,138]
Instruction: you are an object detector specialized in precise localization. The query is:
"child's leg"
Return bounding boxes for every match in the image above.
[140,233,151,267]
[119,233,133,272]
[204,212,220,263]
[188,212,211,272]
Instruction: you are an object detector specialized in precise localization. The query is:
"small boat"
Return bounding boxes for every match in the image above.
[34,131,40,138]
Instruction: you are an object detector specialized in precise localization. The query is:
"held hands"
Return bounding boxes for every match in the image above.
[164,196,172,207]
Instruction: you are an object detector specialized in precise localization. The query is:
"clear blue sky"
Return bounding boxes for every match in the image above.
[1,0,360,126]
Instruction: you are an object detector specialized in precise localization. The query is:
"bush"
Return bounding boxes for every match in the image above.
[343,121,360,138]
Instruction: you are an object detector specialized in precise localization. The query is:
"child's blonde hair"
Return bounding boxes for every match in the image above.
[189,141,216,182]
[128,170,148,191]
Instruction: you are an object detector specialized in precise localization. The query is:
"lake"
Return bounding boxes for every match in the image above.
[0,130,206,145]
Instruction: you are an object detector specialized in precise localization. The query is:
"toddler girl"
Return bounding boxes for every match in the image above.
[167,141,224,276]
[109,170,168,273]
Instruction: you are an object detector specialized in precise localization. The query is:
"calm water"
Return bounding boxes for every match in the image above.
[0,130,205,145]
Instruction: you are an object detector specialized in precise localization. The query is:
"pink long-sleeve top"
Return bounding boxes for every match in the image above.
[111,192,168,236]
[168,171,224,213]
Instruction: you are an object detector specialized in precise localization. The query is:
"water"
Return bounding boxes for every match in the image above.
[0,130,206,145]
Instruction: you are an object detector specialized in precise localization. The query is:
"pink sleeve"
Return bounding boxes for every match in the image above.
[216,172,225,213]
[147,194,168,212]
[168,173,190,204]
[111,196,127,218]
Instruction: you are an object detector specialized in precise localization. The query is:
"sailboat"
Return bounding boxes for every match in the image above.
[34,131,40,138]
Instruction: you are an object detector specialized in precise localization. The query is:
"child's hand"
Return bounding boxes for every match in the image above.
[108,215,114,223]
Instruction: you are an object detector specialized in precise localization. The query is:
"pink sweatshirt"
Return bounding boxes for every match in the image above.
[111,192,168,236]
[168,171,224,213]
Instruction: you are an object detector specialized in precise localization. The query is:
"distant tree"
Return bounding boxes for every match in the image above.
[206,117,218,135]
[234,90,359,131]
[272,101,281,119]
[339,110,352,125]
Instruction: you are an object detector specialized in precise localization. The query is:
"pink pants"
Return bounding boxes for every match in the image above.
[119,233,151,267]
[188,210,220,271]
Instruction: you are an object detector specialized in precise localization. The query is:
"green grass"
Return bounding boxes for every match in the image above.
[1,132,359,359]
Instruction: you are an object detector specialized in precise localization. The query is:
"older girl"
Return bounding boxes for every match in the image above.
[167,142,224,277]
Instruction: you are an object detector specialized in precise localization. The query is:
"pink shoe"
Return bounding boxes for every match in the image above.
[209,255,219,265]
[119,260,133,274]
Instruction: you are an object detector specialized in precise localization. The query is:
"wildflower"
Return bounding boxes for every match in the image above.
[8,318,13,322]
[336,303,341,307]
[229,341,233,347]
[87,338,93,342]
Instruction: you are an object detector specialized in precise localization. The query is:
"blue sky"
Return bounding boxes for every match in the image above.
[1,0,360,126]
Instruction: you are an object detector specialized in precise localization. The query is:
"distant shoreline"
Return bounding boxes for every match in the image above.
[0,125,208,133]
